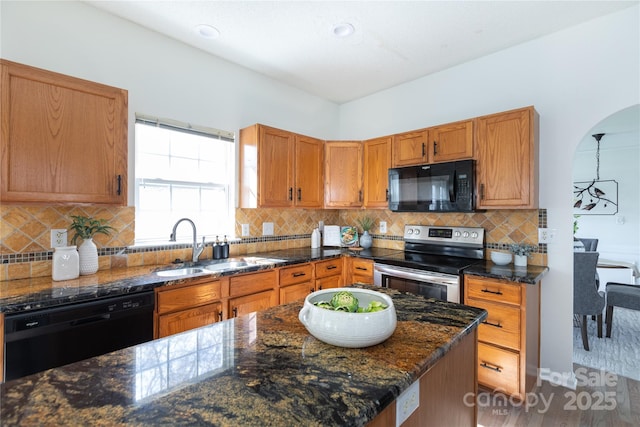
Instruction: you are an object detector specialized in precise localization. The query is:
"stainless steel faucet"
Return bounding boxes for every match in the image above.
[169,218,205,262]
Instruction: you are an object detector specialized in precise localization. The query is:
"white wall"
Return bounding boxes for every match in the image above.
[0,0,341,205]
[339,6,640,382]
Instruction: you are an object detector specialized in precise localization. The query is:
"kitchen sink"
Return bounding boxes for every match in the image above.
[155,267,208,277]
[204,261,250,271]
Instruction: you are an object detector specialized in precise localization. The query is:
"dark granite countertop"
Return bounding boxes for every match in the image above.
[0,246,546,315]
[463,261,549,284]
[0,285,487,426]
[0,248,361,314]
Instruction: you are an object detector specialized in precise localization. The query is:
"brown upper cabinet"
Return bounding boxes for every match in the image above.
[324,141,363,208]
[429,120,474,163]
[239,124,324,208]
[392,120,473,167]
[0,60,128,205]
[392,129,429,167]
[476,106,539,209]
[363,136,392,208]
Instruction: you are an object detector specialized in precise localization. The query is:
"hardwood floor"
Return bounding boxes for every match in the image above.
[476,364,640,426]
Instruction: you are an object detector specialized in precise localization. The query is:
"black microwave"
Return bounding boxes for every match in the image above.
[388,160,475,212]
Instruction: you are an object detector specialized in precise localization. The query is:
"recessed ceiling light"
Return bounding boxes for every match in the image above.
[194,24,220,39]
[333,23,355,38]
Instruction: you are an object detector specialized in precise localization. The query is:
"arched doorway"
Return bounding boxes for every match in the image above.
[571,104,640,380]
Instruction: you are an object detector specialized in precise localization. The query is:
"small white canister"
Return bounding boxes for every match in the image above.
[52,246,80,281]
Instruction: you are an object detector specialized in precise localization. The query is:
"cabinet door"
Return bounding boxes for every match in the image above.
[157,302,222,338]
[476,107,538,209]
[324,141,363,208]
[0,60,127,204]
[294,135,324,208]
[316,275,342,290]
[280,282,314,304]
[229,290,277,318]
[429,120,473,163]
[258,125,294,207]
[363,136,392,208]
[392,130,428,167]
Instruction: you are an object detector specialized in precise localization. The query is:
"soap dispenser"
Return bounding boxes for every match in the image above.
[213,235,223,259]
[221,235,230,259]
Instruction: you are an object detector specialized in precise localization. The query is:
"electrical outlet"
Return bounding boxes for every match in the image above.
[538,228,556,243]
[241,224,250,236]
[396,380,420,426]
[379,221,387,234]
[51,229,68,248]
[263,222,274,236]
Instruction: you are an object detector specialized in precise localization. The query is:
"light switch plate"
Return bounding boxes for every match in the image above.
[241,224,250,236]
[379,221,387,234]
[263,222,274,236]
[51,229,68,248]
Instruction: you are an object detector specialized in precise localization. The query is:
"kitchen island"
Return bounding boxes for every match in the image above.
[0,286,486,426]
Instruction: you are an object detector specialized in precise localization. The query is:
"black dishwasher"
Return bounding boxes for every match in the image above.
[4,291,154,382]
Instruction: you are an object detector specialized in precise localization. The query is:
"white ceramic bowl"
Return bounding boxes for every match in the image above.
[298,288,397,348]
[491,251,512,265]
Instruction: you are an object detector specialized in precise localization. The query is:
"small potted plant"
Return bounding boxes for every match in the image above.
[509,243,536,267]
[70,215,114,275]
[357,216,375,249]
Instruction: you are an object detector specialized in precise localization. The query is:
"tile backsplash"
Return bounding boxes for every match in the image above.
[1,204,546,281]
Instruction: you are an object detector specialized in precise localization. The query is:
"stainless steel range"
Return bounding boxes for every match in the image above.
[373,225,485,303]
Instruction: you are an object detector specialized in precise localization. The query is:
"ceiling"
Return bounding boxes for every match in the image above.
[86,1,637,104]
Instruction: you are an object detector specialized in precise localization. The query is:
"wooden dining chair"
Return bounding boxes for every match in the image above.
[573,251,604,351]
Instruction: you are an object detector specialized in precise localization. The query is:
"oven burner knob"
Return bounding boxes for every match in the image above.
[471,232,478,239]
[414,229,420,235]
[463,231,470,238]
[407,229,414,235]
[454,231,461,237]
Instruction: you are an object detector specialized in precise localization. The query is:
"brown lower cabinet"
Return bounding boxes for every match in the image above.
[155,278,223,339]
[152,257,371,338]
[349,258,374,285]
[228,270,278,318]
[463,274,540,401]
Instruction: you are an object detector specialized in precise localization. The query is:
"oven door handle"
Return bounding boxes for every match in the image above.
[374,264,458,286]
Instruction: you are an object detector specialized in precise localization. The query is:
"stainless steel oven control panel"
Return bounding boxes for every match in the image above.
[403,225,484,246]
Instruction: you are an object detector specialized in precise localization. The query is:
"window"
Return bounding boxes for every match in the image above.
[134,115,235,244]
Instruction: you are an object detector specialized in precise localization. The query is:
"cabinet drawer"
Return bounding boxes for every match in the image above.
[157,302,222,338]
[352,258,373,275]
[156,280,221,314]
[315,258,343,279]
[280,263,313,286]
[477,342,520,397]
[465,276,521,306]
[471,299,521,351]
[230,270,277,297]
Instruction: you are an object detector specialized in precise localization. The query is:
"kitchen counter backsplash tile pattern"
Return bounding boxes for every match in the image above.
[1,204,546,281]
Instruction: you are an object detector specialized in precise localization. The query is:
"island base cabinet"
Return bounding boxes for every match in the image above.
[368,330,477,427]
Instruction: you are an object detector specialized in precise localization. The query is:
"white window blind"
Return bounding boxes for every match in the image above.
[134,115,235,244]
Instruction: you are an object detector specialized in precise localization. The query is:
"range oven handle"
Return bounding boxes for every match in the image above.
[374,264,459,286]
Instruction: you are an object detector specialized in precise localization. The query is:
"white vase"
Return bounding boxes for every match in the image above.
[78,238,99,275]
[514,254,528,267]
[360,230,373,249]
